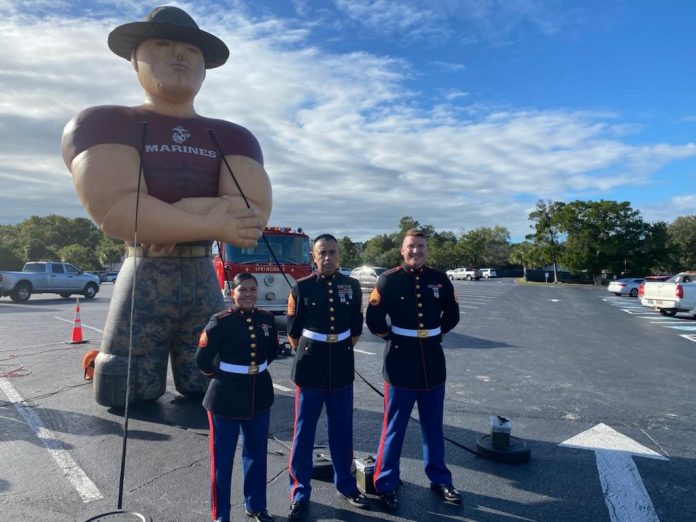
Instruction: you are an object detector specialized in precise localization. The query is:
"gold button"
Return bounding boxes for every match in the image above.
[416,285,421,289]
[418,313,423,317]
[329,289,333,294]
[251,343,256,348]
[330,307,334,312]
[415,277,420,280]
[251,352,256,357]
[330,316,335,321]
[250,334,256,339]
[330,326,335,331]
[329,298,334,303]
[416,293,421,298]
[250,362,256,366]
[418,303,423,308]
[248,326,254,330]
[419,323,424,328]
[246,318,252,323]
[328,282,332,286]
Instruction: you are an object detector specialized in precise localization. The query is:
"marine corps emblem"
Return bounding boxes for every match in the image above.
[172,125,191,144]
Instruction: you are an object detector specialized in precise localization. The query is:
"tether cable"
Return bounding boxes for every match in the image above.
[207,128,479,457]
[117,120,148,510]
[207,129,293,290]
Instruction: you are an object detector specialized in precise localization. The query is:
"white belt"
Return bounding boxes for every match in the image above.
[301,328,351,343]
[391,326,441,338]
[219,361,268,375]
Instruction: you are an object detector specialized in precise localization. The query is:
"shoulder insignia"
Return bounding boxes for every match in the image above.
[213,308,234,319]
[287,293,297,316]
[198,331,208,348]
[369,287,381,305]
[383,266,401,276]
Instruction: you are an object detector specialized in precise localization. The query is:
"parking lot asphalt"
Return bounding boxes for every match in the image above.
[1,279,695,521]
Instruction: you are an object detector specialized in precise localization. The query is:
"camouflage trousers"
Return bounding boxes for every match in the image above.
[94,255,224,407]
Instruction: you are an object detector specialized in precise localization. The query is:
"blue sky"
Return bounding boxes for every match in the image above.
[0,0,694,241]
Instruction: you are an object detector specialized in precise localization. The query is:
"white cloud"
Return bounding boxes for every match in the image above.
[0,2,693,243]
[334,0,450,41]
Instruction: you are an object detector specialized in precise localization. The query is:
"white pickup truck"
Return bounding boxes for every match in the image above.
[640,272,696,317]
[0,261,100,303]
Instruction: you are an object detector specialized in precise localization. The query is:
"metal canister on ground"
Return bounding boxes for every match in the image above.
[490,416,512,450]
[355,456,376,494]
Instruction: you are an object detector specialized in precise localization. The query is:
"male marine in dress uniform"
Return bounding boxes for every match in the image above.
[285,234,368,519]
[366,229,462,509]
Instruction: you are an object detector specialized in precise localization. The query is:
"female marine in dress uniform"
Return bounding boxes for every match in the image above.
[196,273,278,522]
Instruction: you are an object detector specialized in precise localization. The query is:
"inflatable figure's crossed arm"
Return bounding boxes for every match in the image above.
[69,143,271,247]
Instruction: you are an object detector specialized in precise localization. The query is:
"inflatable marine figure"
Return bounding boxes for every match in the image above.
[61,6,271,406]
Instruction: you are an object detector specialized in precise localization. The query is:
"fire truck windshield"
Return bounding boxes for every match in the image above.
[224,235,310,265]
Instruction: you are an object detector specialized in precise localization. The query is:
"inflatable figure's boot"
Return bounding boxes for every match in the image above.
[93,351,167,407]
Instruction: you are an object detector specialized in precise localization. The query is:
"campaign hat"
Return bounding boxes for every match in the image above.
[108,6,229,69]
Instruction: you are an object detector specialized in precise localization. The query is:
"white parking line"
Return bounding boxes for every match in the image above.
[680,335,696,343]
[662,325,696,331]
[354,349,375,355]
[54,316,103,334]
[273,383,292,392]
[621,309,657,315]
[0,378,103,503]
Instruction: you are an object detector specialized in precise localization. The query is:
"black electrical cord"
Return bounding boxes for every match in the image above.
[354,370,479,456]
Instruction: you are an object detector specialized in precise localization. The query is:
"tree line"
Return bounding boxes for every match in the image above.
[339,204,695,283]
[1,204,694,284]
[0,215,123,271]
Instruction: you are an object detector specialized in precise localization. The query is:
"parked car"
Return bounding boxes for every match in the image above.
[446,267,480,281]
[478,268,497,278]
[350,266,388,290]
[99,271,119,283]
[0,261,100,302]
[640,272,696,316]
[638,275,672,299]
[607,277,644,297]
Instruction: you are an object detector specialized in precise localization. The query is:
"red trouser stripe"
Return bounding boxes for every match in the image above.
[207,410,218,521]
[373,381,390,491]
[288,385,301,501]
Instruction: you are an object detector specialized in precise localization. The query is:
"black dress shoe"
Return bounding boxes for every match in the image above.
[338,490,370,508]
[288,500,309,520]
[245,508,275,522]
[379,491,398,510]
[431,483,462,503]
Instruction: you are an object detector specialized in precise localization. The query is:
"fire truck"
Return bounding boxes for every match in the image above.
[213,227,312,320]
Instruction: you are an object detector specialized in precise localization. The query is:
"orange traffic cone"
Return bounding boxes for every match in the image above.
[67,297,88,344]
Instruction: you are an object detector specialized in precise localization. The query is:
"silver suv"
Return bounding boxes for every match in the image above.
[478,268,497,278]
[349,266,388,291]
